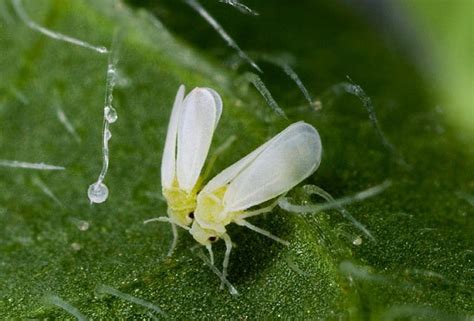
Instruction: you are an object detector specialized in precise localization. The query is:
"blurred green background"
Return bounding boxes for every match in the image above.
[400,0,473,138]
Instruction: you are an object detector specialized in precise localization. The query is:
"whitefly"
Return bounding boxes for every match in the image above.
[189,121,322,287]
[145,85,222,256]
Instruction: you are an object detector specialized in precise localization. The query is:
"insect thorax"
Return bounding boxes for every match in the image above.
[162,181,198,226]
[194,186,240,233]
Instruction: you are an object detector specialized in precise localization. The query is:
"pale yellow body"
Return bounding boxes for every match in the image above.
[191,186,243,245]
[162,179,200,226]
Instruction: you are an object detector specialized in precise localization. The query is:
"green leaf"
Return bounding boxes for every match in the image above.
[0,0,472,319]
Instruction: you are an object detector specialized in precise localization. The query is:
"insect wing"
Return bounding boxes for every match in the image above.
[201,123,293,194]
[203,87,223,128]
[177,88,221,193]
[161,85,185,189]
[224,122,322,212]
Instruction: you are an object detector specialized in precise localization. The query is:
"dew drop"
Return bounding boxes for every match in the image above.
[311,100,322,111]
[97,46,108,54]
[107,65,116,76]
[105,129,112,141]
[78,221,90,231]
[88,182,109,204]
[105,106,118,123]
[71,242,82,251]
[116,72,131,88]
[71,218,90,231]
[352,236,363,246]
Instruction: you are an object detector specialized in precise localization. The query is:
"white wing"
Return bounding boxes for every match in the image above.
[177,87,221,192]
[161,84,185,189]
[224,122,322,212]
[203,87,222,128]
[202,130,278,194]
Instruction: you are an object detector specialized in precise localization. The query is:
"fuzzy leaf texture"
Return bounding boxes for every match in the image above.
[0,0,472,319]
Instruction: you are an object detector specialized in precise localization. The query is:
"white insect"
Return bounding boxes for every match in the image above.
[146,85,222,256]
[189,121,322,284]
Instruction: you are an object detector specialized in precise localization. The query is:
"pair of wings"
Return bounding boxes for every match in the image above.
[161,85,222,193]
[202,122,322,212]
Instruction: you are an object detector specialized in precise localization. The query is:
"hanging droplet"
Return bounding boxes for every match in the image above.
[105,129,112,141]
[104,106,118,123]
[107,65,116,77]
[97,47,108,54]
[88,182,109,204]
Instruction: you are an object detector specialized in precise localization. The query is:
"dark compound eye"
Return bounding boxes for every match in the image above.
[188,212,194,219]
[208,236,217,242]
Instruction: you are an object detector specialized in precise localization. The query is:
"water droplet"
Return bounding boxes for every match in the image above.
[352,236,363,246]
[116,72,131,88]
[88,182,109,204]
[105,106,118,123]
[97,46,108,54]
[105,129,112,141]
[71,218,90,231]
[107,66,116,76]
[71,242,82,251]
[311,100,322,111]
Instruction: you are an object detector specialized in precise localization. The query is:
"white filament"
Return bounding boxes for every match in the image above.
[11,0,107,54]
[43,295,88,321]
[96,285,166,316]
[56,107,81,143]
[194,249,238,296]
[244,72,287,118]
[0,160,64,170]
[257,53,316,109]
[219,0,259,16]
[32,176,63,207]
[185,0,261,72]
[279,181,392,214]
[88,30,121,204]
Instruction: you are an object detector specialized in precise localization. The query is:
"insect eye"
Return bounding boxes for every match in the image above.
[188,212,194,219]
[208,236,217,242]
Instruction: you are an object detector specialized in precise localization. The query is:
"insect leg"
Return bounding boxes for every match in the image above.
[144,216,190,230]
[238,197,282,220]
[193,247,238,295]
[205,244,215,265]
[144,217,191,256]
[221,233,233,290]
[167,223,179,257]
[236,219,290,246]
